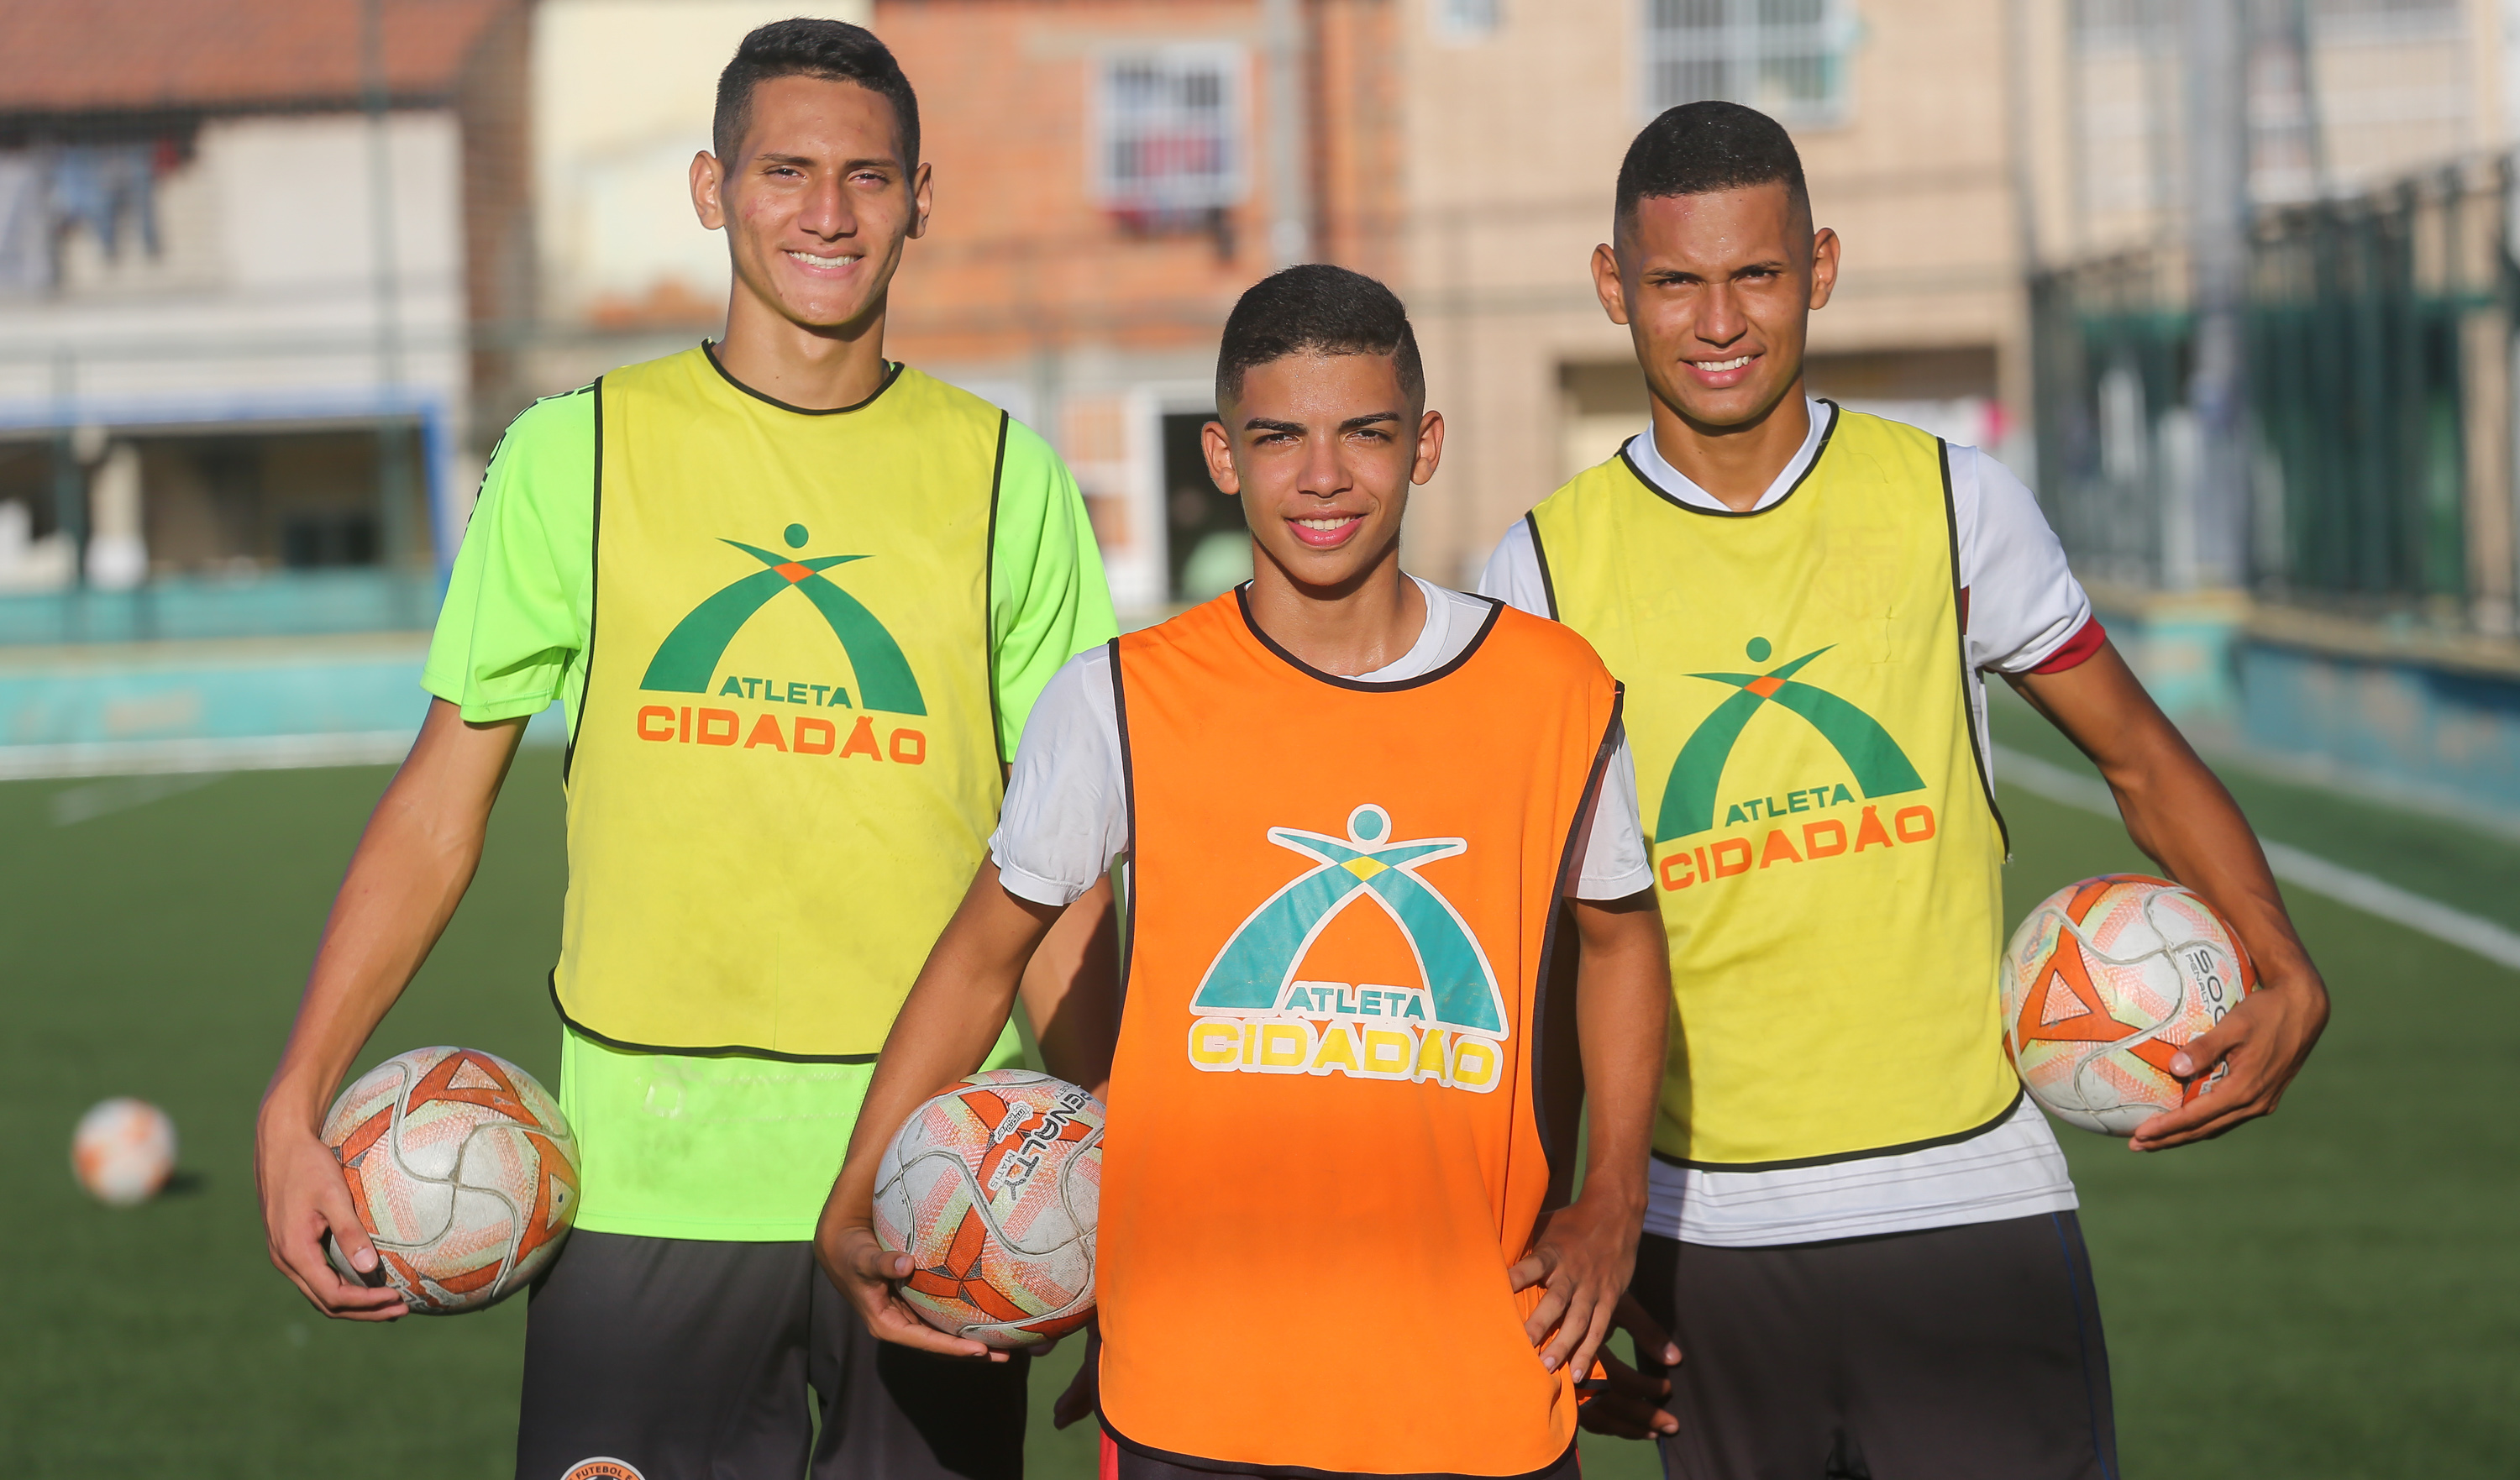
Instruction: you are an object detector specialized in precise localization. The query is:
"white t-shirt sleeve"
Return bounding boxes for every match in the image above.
[1953,447,2096,674]
[1475,520,1553,617]
[1573,722,1652,899]
[989,647,1128,908]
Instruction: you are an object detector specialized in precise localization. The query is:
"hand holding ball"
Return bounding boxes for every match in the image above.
[873,1068,1103,1349]
[2002,874,2255,1135]
[320,1047,580,1314]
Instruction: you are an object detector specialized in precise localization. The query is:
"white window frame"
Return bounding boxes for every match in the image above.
[1089,43,1250,221]
[1641,0,1859,129]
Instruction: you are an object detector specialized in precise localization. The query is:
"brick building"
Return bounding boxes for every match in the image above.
[0,0,528,630]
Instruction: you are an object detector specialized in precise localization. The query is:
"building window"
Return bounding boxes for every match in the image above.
[1432,0,1503,41]
[1092,45,1247,229]
[1644,0,1855,126]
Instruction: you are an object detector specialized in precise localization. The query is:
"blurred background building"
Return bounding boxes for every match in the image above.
[5,0,2520,817]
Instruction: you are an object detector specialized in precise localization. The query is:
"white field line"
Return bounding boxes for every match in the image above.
[1990,744,2520,974]
[0,731,417,781]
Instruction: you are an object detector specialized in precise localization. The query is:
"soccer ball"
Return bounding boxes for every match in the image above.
[2002,874,2256,1135]
[320,1047,579,1314]
[72,1098,176,1206]
[872,1068,1102,1349]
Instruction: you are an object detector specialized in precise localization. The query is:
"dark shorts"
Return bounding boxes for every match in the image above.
[1630,1212,2118,1480]
[1102,1430,1581,1480]
[515,1231,1029,1480]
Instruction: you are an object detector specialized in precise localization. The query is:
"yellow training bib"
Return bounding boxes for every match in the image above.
[556,348,1005,1058]
[1529,408,2016,1166]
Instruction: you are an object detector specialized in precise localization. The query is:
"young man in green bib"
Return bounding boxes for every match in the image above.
[254,20,1116,1479]
[1483,102,2330,1477]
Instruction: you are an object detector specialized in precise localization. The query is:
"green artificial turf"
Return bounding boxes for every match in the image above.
[3,721,2516,1477]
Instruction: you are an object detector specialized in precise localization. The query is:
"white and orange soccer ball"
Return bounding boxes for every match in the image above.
[320,1047,579,1314]
[873,1068,1102,1350]
[2002,874,2256,1136]
[72,1097,177,1206]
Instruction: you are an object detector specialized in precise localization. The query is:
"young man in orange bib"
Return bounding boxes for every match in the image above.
[818,265,1676,1479]
[1483,102,2330,1477]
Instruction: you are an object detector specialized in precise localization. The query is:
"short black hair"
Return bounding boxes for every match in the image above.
[713,18,920,169]
[1614,100,1808,229]
[1215,265,1425,408]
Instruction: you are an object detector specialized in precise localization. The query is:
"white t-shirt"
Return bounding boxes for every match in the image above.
[991,576,1654,910]
[1477,402,2092,1249]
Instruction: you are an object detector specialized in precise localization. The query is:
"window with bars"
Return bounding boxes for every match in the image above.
[1092,45,1247,226]
[1643,0,1855,126]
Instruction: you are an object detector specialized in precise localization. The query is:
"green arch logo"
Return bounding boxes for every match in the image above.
[1656,638,1923,840]
[638,526,925,716]
[1192,804,1506,1037]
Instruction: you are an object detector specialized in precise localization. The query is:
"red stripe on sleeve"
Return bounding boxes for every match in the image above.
[2030,615,2106,674]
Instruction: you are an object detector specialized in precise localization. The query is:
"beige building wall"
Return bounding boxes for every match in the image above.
[1393,0,2029,589]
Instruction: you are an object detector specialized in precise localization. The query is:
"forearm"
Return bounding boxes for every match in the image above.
[1571,893,1671,1210]
[825,864,1061,1228]
[260,701,517,1134]
[1016,874,1121,1096]
[2010,651,2315,980]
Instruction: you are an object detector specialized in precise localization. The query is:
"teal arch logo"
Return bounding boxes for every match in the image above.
[1657,638,1923,840]
[1193,804,1506,1037]
[638,524,925,715]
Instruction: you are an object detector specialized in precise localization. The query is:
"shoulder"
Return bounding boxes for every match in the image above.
[1489,601,1613,681]
[1821,404,1945,464]
[496,383,597,454]
[1531,448,1641,519]
[887,365,1015,432]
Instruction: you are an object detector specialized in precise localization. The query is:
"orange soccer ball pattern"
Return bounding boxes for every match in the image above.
[2001,874,2255,1136]
[321,1047,580,1314]
[873,1068,1102,1350]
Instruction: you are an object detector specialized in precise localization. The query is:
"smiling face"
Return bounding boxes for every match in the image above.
[1202,351,1443,596]
[1594,182,1838,433]
[690,73,932,333]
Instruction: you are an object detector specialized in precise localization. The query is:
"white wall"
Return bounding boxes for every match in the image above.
[0,112,467,432]
[533,0,872,325]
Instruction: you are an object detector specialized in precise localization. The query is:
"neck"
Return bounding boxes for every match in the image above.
[713,286,892,411]
[1243,541,1426,678]
[1646,383,1812,512]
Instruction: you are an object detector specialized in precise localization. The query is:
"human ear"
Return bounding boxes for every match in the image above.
[1411,409,1446,486]
[1807,227,1840,311]
[1591,242,1630,327]
[909,161,934,241]
[691,151,727,231]
[1201,418,1242,497]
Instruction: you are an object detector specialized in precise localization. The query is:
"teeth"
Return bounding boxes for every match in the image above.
[1697,355,1752,372]
[785,250,858,268]
[1295,517,1357,530]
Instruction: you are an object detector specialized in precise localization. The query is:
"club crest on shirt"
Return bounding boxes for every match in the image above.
[1183,803,1509,1094]
[637,522,927,716]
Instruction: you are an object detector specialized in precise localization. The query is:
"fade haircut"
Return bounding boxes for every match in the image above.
[1215,265,1425,408]
[1614,100,1809,231]
[713,18,921,169]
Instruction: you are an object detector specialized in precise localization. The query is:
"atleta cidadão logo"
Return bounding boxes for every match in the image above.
[1656,638,1940,890]
[1184,804,1509,1093]
[630,524,929,764]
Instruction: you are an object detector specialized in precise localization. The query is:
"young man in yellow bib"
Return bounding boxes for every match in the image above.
[1481,102,2331,1477]
[253,21,1116,1479]
[818,265,1677,1480]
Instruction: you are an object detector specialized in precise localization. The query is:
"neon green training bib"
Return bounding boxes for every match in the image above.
[559,348,1005,1060]
[1529,408,2017,1168]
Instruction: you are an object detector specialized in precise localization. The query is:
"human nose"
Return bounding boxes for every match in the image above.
[797,171,853,242]
[1694,283,1746,347]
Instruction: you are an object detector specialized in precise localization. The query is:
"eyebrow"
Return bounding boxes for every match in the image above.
[753,153,899,171]
[1242,412,1403,433]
